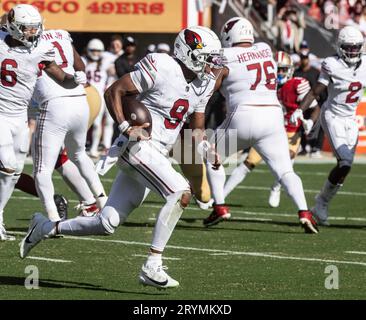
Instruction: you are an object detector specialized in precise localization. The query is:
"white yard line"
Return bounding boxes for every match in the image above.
[11,196,79,203]
[255,168,366,178]
[9,196,366,222]
[143,204,366,222]
[132,254,181,261]
[9,231,366,267]
[345,251,366,255]
[148,216,273,222]
[27,256,72,263]
[233,185,366,197]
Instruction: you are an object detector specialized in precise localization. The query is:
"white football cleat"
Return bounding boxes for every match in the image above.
[139,263,179,289]
[195,197,213,210]
[19,213,50,259]
[268,188,281,208]
[312,194,330,226]
[0,224,15,241]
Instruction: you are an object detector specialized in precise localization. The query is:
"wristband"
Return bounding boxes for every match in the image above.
[118,121,130,133]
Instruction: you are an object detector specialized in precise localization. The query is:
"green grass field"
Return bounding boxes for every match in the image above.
[0,163,365,300]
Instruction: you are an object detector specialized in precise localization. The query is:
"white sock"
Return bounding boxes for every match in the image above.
[151,193,184,252]
[68,151,106,199]
[90,123,102,154]
[102,116,114,149]
[206,163,226,204]
[281,171,308,211]
[319,180,341,203]
[56,160,95,204]
[271,179,281,191]
[0,173,17,224]
[35,170,60,222]
[58,214,107,235]
[146,252,163,266]
[224,162,251,198]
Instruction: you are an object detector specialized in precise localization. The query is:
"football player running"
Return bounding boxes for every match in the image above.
[292,26,366,225]
[0,4,85,241]
[83,38,116,158]
[20,26,225,289]
[32,29,107,222]
[202,17,318,234]
[220,51,319,209]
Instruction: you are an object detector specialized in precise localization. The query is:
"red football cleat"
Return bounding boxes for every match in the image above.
[298,210,319,234]
[203,204,231,227]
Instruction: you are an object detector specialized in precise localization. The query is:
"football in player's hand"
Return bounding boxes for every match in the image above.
[122,95,152,136]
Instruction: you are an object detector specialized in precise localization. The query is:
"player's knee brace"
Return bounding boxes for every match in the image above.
[100,208,120,235]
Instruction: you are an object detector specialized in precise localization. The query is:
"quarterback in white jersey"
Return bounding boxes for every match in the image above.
[203,17,318,234]
[293,26,366,225]
[32,29,107,222]
[0,4,85,241]
[82,39,116,157]
[20,26,224,289]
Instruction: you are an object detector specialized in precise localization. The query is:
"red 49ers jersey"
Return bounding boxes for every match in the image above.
[278,77,311,132]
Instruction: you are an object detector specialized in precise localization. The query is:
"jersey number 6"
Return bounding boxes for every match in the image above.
[1,59,18,87]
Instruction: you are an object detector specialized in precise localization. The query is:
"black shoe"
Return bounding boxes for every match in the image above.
[54,194,68,220]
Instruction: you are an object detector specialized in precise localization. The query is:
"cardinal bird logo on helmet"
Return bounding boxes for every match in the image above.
[224,19,240,33]
[184,29,204,50]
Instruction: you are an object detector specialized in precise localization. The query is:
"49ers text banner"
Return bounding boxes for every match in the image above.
[0,0,185,32]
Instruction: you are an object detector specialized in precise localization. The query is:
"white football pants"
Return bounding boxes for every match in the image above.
[33,95,105,221]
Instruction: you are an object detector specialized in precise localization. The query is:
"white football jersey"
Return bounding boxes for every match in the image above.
[221,42,280,113]
[33,29,85,105]
[130,53,215,150]
[82,54,114,95]
[0,31,55,116]
[318,55,366,117]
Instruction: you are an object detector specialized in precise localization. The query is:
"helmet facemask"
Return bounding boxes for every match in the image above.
[192,49,226,81]
[277,65,293,86]
[87,49,103,61]
[338,43,363,65]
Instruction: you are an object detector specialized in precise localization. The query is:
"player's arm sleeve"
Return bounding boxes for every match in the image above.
[318,59,332,86]
[129,54,157,93]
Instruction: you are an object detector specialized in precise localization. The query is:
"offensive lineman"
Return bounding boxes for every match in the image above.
[216,51,319,211]
[0,4,85,240]
[292,26,366,225]
[32,29,107,222]
[203,17,318,233]
[20,26,225,288]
